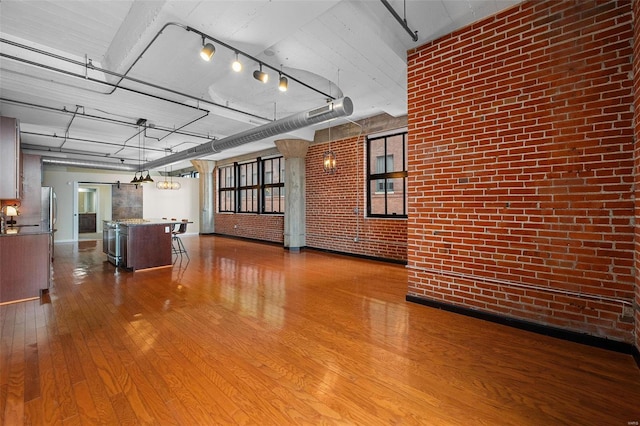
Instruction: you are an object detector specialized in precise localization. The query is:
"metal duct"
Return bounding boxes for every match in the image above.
[143,96,353,170]
[42,156,137,171]
[40,97,353,172]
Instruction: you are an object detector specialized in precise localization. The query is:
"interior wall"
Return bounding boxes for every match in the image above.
[305,134,408,261]
[407,0,636,343]
[215,212,285,244]
[43,167,199,242]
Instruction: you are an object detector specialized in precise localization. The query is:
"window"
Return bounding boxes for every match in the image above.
[262,157,285,214]
[376,155,394,192]
[218,156,285,214]
[238,161,259,213]
[367,131,407,218]
[218,165,235,213]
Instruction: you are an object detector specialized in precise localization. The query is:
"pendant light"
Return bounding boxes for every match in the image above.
[323,71,338,174]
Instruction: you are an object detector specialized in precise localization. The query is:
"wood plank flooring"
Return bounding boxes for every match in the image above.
[1,235,639,425]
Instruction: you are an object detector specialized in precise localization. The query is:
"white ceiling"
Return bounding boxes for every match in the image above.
[0,0,520,172]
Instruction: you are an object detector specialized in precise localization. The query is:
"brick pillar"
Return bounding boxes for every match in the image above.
[191,160,216,234]
[275,139,310,251]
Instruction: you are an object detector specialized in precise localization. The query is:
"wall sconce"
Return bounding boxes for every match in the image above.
[253,64,268,83]
[323,150,337,174]
[200,36,216,61]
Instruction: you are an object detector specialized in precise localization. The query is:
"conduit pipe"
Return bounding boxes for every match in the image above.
[408,265,633,308]
[380,0,418,42]
[0,39,271,122]
[42,97,354,172]
[1,97,214,141]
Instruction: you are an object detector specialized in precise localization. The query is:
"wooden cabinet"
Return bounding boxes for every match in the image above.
[119,223,172,271]
[0,233,50,303]
[0,117,21,199]
[79,213,97,233]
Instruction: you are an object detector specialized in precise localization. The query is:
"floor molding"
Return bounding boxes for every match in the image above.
[406,294,640,369]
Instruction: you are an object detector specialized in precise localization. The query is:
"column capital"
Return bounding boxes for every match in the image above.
[191,159,216,174]
[275,139,310,159]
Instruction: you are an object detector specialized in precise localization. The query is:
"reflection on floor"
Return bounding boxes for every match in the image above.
[1,235,639,425]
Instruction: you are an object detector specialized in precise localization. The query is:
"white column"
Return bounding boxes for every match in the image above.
[275,139,310,251]
[191,160,216,234]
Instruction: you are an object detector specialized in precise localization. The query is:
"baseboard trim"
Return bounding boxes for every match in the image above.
[406,294,640,369]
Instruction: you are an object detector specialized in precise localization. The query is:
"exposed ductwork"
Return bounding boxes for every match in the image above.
[41,156,137,171]
[41,96,354,172]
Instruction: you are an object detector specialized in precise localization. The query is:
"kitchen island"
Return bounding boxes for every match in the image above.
[0,225,51,303]
[103,219,179,271]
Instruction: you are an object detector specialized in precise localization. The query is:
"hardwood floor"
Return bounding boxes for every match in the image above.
[1,235,639,425]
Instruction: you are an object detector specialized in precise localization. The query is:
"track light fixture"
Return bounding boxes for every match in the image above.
[279,74,288,92]
[232,52,242,72]
[200,36,216,61]
[253,64,268,83]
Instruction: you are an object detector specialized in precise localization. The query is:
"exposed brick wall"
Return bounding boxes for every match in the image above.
[306,135,408,261]
[633,0,640,352]
[212,131,407,260]
[215,212,284,244]
[407,0,635,342]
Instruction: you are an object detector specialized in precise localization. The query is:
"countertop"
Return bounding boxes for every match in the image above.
[104,219,185,227]
[0,223,52,237]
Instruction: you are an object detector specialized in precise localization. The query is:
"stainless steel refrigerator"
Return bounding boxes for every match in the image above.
[41,186,57,261]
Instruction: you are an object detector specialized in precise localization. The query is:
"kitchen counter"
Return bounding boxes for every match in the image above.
[0,223,51,236]
[114,218,182,226]
[104,219,179,271]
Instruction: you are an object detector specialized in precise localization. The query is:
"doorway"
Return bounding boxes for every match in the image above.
[76,183,112,241]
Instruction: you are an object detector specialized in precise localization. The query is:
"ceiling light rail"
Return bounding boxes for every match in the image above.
[101,22,335,100]
[183,25,335,99]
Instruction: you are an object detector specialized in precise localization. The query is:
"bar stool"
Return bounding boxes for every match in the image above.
[171,219,189,260]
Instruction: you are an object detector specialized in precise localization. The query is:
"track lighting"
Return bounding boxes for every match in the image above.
[253,64,268,83]
[200,36,215,61]
[279,74,288,92]
[232,52,242,72]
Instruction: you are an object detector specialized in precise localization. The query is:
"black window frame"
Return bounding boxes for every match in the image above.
[366,131,408,218]
[218,156,285,215]
[218,164,235,213]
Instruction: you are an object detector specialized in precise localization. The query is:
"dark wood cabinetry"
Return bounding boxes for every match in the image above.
[0,232,49,303]
[119,223,172,271]
[0,116,21,200]
[79,213,97,233]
